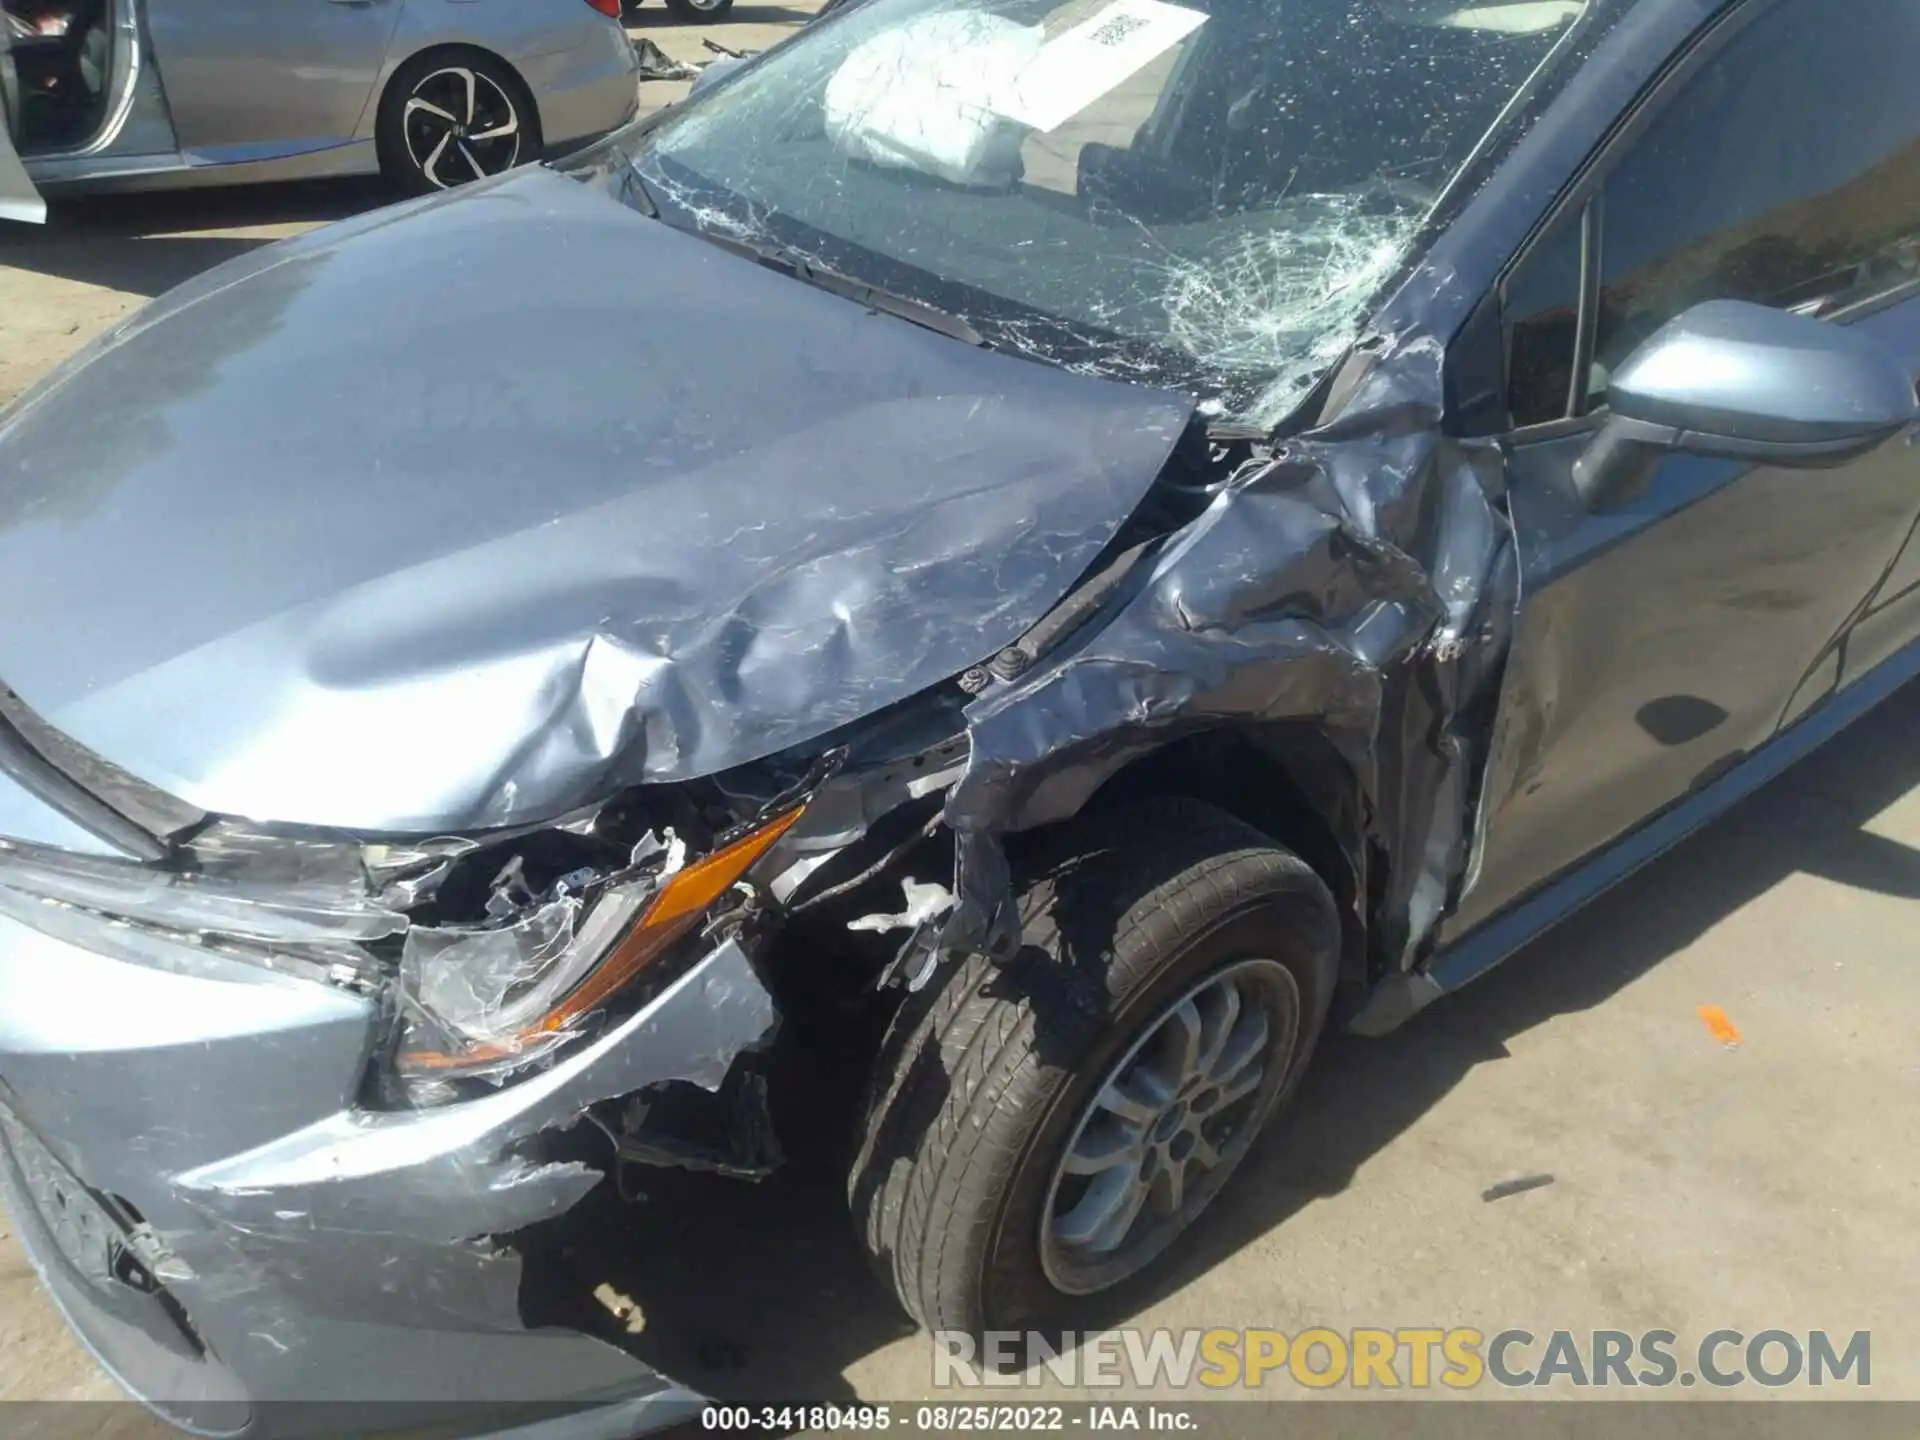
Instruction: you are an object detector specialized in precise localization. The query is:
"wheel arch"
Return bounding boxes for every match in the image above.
[362,41,542,148]
[1035,726,1378,1009]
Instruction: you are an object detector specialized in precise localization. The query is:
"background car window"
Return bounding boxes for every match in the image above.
[1504,204,1586,427]
[1592,0,1920,401]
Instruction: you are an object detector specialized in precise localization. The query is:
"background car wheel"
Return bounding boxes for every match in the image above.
[663,0,737,21]
[378,50,543,194]
[848,798,1340,1334]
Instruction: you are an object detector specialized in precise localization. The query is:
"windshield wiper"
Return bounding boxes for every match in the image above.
[690,228,988,349]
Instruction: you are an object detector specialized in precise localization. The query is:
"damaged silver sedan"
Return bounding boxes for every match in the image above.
[3,0,1919,1432]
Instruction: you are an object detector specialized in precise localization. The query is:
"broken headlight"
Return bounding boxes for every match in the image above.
[393,808,802,1087]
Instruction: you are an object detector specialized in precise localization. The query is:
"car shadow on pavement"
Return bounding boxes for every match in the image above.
[530,679,1920,1404]
[0,178,394,298]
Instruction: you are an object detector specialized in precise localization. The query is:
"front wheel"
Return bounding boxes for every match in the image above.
[848,798,1340,1334]
[377,51,543,194]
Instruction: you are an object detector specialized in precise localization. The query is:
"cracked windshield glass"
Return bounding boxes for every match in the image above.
[619,0,1592,424]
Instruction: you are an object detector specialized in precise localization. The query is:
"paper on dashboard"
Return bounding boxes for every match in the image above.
[992,0,1210,135]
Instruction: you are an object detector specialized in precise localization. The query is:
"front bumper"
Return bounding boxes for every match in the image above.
[0,901,775,1436]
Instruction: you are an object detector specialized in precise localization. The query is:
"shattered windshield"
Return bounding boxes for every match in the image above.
[623,0,1594,423]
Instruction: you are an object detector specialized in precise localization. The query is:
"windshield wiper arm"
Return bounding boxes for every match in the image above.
[794,259,989,349]
[691,228,988,349]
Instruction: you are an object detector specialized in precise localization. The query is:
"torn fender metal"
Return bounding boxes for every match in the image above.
[0,166,1192,836]
[936,335,1520,978]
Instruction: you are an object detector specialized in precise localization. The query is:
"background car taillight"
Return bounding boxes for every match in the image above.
[583,0,623,17]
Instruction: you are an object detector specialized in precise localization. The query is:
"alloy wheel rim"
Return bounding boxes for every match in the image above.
[403,68,521,189]
[1039,957,1300,1295]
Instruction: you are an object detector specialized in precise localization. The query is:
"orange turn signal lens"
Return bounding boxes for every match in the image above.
[398,807,803,1076]
[528,807,803,1038]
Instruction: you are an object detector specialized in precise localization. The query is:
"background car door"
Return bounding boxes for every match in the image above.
[1448,0,1920,937]
[144,0,405,158]
[0,26,46,221]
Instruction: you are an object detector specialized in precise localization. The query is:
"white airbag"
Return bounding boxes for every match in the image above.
[823,12,1043,188]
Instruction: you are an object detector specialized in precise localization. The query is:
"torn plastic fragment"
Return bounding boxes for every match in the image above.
[847,877,953,934]
[0,836,406,944]
[635,37,699,83]
[1698,1004,1742,1049]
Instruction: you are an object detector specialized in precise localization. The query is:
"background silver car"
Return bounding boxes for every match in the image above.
[0,0,639,221]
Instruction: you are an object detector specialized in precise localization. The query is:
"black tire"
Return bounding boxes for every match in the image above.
[849,797,1340,1334]
[377,49,543,195]
[663,0,736,20]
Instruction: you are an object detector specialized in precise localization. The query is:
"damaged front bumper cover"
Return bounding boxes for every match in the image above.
[0,897,774,1437]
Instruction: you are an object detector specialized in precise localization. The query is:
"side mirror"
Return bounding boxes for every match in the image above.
[1572,299,1918,511]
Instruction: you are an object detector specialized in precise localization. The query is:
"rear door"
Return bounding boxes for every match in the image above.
[144,0,405,159]
[0,25,47,222]
[1450,0,1920,936]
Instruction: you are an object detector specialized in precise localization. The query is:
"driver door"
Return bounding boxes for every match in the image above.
[1448,0,1920,938]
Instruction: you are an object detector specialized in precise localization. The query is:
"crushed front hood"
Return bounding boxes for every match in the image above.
[0,168,1190,835]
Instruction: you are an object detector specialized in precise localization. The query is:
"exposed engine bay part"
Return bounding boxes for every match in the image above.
[598,1070,783,1184]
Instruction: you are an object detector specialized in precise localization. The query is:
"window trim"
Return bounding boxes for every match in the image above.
[1826,274,1920,327]
[1566,190,1601,418]
[1491,0,1795,439]
[1496,194,1599,432]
